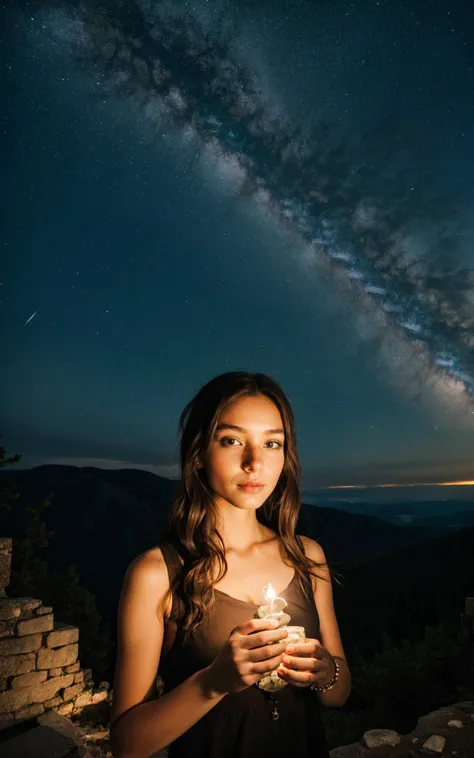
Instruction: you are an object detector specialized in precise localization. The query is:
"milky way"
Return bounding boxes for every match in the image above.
[22,0,474,416]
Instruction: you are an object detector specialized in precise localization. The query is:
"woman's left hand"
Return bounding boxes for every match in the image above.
[277,638,335,688]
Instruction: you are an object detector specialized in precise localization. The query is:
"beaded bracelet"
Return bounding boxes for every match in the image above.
[311,656,340,692]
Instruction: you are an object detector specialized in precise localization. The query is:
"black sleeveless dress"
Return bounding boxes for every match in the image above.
[157,542,331,758]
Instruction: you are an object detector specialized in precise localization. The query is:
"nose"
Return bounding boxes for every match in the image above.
[242,446,264,471]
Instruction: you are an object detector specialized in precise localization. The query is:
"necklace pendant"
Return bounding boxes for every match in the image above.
[270,704,279,720]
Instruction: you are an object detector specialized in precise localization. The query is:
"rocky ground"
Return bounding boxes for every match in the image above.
[1,699,473,757]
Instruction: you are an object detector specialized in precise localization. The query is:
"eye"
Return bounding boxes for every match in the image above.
[220,437,282,449]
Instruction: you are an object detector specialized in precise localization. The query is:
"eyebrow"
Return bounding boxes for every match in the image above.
[215,423,285,435]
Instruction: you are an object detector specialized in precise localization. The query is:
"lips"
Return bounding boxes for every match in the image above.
[238,483,264,491]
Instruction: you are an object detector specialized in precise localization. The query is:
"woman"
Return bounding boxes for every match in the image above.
[110,371,351,758]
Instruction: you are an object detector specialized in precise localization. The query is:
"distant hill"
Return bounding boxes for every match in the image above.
[0,465,177,620]
[0,464,451,625]
[332,524,474,662]
[315,498,474,531]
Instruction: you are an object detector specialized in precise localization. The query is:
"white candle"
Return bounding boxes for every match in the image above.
[255,580,306,692]
[264,582,277,614]
[257,582,291,626]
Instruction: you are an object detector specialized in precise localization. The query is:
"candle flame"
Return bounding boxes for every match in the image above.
[263,582,276,602]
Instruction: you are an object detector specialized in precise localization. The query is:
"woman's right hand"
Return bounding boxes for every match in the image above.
[201,618,289,696]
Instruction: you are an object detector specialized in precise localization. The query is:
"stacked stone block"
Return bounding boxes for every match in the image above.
[0,537,108,732]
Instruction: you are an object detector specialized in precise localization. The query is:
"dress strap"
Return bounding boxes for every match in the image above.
[160,541,182,573]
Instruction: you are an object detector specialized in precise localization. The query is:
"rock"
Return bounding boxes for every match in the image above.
[10,670,48,691]
[328,701,474,758]
[36,606,53,616]
[0,653,35,680]
[0,673,74,714]
[46,623,79,649]
[37,643,78,670]
[16,614,54,637]
[38,709,85,748]
[0,722,80,758]
[0,634,42,656]
[362,729,402,748]
[421,734,446,753]
[0,597,41,621]
[328,743,359,758]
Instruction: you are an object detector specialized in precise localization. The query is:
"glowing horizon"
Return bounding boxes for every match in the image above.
[326,479,474,490]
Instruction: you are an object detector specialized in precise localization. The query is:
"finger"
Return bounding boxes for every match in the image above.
[244,628,288,651]
[290,637,322,647]
[286,641,319,656]
[282,654,317,671]
[278,667,314,685]
[252,649,287,675]
[250,639,288,662]
[240,618,279,636]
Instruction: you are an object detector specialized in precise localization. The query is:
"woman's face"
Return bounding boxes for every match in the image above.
[202,394,286,510]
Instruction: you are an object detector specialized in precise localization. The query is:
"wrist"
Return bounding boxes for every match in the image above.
[323,655,336,685]
[196,665,227,701]
[311,655,339,693]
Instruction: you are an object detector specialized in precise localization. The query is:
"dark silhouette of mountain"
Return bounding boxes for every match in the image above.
[412,509,474,530]
[0,465,178,623]
[0,464,452,626]
[315,498,474,529]
[297,503,442,569]
[332,524,474,663]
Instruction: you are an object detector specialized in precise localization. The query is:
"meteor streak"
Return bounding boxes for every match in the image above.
[24,309,39,326]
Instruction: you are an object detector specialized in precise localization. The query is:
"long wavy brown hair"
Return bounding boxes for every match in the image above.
[162,371,338,637]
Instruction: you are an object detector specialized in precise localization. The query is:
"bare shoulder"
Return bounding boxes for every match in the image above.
[124,547,171,616]
[298,535,330,590]
[128,546,167,577]
[298,535,327,564]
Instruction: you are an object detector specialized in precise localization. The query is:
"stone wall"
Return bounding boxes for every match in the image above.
[0,537,109,733]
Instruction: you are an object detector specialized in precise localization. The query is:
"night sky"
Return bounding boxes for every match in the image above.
[1,0,473,495]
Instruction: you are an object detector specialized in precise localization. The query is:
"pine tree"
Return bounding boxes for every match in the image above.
[0,436,22,520]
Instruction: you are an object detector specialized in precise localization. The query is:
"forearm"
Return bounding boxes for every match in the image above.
[315,656,352,708]
[110,666,226,758]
